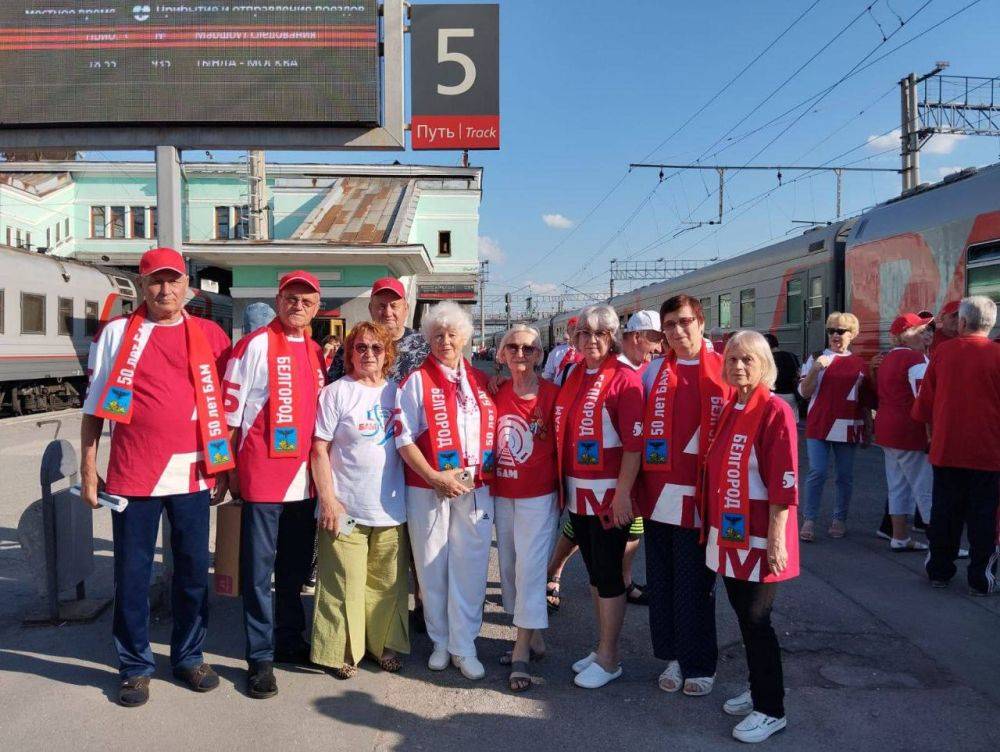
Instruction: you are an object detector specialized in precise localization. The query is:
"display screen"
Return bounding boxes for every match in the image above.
[0,3,380,126]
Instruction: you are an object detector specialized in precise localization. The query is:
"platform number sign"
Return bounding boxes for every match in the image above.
[410,4,499,150]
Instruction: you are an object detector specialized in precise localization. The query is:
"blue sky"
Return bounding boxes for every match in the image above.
[87,0,999,312]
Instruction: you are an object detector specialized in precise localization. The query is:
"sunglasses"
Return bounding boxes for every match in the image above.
[826,328,850,336]
[353,343,385,356]
[504,343,538,355]
[662,316,698,331]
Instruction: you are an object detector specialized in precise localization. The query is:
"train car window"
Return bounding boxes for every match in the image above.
[84,301,99,336]
[786,280,803,324]
[967,240,1000,303]
[740,289,756,327]
[809,278,824,320]
[215,206,231,239]
[700,297,712,328]
[0,289,4,333]
[91,206,106,238]
[132,206,146,239]
[110,207,126,239]
[57,297,73,336]
[21,293,45,334]
[719,293,732,328]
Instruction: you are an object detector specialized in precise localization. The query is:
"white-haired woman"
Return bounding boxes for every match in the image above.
[875,314,932,551]
[556,304,644,690]
[798,312,873,541]
[492,324,560,692]
[703,330,799,743]
[395,301,497,681]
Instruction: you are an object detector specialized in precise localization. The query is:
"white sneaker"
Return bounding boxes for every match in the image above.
[732,711,786,743]
[452,654,486,680]
[723,688,754,716]
[428,645,450,671]
[657,660,682,692]
[573,660,622,689]
[571,651,598,674]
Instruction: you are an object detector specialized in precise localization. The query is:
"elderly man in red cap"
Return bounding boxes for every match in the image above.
[541,316,581,382]
[221,271,327,698]
[327,276,430,384]
[80,247,231,707]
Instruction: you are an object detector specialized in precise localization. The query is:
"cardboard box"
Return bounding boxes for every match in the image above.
[213,501,242,597]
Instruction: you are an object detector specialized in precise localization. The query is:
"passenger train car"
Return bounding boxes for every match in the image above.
[538,162,1000,362]
[0,245,233,415]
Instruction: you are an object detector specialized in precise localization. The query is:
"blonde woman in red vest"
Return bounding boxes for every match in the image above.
[638,294,732,698]
[396,301,497,681]
[492,324,560,692]
[797,312,873,541]
[703,330,799,743]
[556,304,645,689]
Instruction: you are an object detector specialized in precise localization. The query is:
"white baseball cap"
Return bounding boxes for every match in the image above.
[625,310,660,333]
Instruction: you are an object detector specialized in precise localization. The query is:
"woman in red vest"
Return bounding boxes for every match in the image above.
[556,303,644,690]
[703,330,799,743]
[797,312,873,541]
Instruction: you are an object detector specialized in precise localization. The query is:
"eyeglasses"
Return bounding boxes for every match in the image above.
[353,343,385,356]
[826,327,850,336]
[504,343,538,355]
[662,316,697,331]
[279,295,319,309]
[578,329,611,340]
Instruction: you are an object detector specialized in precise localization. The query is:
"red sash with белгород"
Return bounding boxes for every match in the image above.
[266,320,323,459]
[93,304,234,474]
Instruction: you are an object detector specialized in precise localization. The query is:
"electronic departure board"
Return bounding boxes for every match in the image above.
[0,3,380,126]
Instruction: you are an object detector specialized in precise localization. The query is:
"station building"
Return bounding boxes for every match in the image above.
[0,160,483,339]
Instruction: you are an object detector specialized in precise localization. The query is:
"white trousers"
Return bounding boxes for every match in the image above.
[883,447,933,520]
[405,485,494,658]
[494,494,559,630]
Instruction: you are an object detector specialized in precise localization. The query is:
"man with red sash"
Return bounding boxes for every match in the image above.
[638,294,731,697]
[80,247,231,707]
[396,301,497,680]
[542,316,582,382]
[221,270,326,698]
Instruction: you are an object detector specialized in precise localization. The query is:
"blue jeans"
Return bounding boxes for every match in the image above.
[112,491,210,679]
[803,439,856,522]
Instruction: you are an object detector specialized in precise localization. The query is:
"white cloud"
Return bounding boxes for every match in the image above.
[867,129,901,151]
[542,213,574,229]
[923,133,967,155]
[477,235,505,263]
[937,165,963,179]
[526,280,560,295]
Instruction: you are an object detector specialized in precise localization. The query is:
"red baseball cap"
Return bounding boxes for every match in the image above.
[939,300,960,316]
[567,316,579,327]
[278,270,321,294]
[139,247,185,277]
[371,276,405,299]
[890,312,933,336]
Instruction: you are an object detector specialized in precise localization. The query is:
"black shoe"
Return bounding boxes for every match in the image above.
[118,675,150,707]
[172,663,220,693]
[247,661,278,699]
[274,644,312,666]
[626,582,649,606]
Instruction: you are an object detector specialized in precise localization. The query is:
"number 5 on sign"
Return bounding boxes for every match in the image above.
[438,29,476,95]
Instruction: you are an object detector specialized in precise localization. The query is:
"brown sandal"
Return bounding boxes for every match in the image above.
[376,654,403,673]
[508,661,531,692]
[332,664,358,680]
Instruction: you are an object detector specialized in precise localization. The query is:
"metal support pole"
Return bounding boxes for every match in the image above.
[155,145,183,249]
[248,150,269,240]
[478,261,488,348]
[907,73,921,189]
[716,168,725,224]
[834,169,843,219]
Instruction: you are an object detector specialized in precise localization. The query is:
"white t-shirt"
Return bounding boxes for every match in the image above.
[314,376,405,527]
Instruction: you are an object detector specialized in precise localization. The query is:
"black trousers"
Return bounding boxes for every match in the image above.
[724,577,784,718]
[240,499,317,664]
[569,512,629,598]
[926,466,1000,593]
[645,520,718,678]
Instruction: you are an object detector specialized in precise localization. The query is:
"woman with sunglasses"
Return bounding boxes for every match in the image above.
[797,312,873,541]
[492,325,560,692]
[310,322,409,679]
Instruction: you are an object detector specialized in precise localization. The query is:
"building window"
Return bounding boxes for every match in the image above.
[719,293,732,328]
[91,206,106,238]
[25,231,31,249]
[55,222,61,244]
[700,296,712,328]
[46,228,51,249]
[5,227,10,246]
[740,288,755,327]
[65,217,71,238]
[110,206,125,239]
[215,206,231,239]
[150,207,158,238]
[131,206,146,239]
[58,297,73,336]
[84,300,99,336]
[16,229,23,248]
[234,206,249,239]
[786,279,803,324]
[438,230,452,257]
[21,292,45,334]
[809,277,824,322]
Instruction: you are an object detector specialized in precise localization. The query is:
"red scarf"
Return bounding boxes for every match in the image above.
[708,385,770,551]
[555,355,618,478]
[94,304,233,474]
[267,320,322,459]
[420,357,497,477]
[641,347,728,472]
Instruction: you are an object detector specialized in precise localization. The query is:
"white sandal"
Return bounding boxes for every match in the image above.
[682,675,715,696]
[657,660,682,693]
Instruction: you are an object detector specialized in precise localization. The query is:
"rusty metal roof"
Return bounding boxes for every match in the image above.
[291,176,417,245]
[0,172,72,196]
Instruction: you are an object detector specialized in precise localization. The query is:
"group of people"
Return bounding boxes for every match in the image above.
[79,246,999,745]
